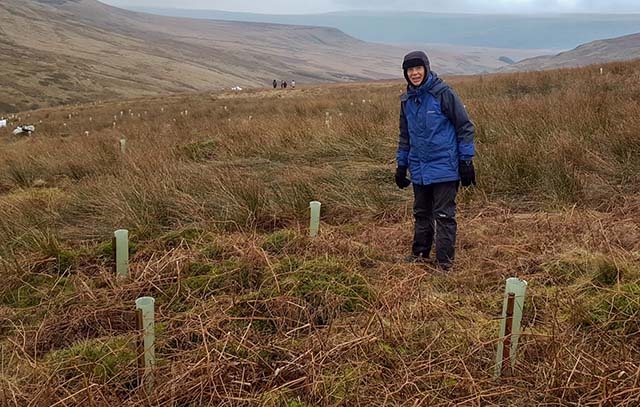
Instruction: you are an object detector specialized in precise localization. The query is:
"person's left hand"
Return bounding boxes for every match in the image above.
[459,160,476,187]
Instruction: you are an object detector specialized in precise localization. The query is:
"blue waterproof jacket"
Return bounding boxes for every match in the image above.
[396,72,475,185]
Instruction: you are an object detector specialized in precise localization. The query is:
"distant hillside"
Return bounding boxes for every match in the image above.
[0,0,410,112]
[3,0,551,113]
[505,32,640,71]
[1,0,541,113]
[127,7,640,50]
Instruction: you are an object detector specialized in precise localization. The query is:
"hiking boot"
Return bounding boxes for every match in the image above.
[403,254,431,264]
[435,261,453,272]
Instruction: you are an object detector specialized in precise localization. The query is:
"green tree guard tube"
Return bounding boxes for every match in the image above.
[114,229,129,278]
[495,277,527,378]
[309,201,321,237]
[136,296,155,392]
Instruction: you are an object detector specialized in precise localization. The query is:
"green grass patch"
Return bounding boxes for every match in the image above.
[262,229,297,254]
[161,227,203,248]
[260,391,311,407]
[182,273,226,295]
[200,241,226,260]
[24,231,85,274]
[278,258,374,325]
[180,139,219,162]
[1,274,74,308]
[186,261,218,276]
[96,239,139,260]
[45,336,137,384]
[542,253,628,286]
[583,284,640,335]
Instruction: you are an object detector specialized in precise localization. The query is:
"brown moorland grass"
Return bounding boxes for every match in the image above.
[0,60,639,406]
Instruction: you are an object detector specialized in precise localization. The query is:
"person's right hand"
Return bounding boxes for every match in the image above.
[395,166,411,189]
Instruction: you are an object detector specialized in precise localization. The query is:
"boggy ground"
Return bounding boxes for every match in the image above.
[0,61,639,406]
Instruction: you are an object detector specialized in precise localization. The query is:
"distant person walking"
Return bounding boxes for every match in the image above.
[395,50,476,270]
[273,79,278,89]
[283,80,288,89]
[291,79,296,89]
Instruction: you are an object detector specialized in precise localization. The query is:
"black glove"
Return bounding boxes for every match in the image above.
[459,160,476,187]
[395,166,411,189]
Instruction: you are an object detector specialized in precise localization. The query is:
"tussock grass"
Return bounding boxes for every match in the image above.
[0,61,639,405]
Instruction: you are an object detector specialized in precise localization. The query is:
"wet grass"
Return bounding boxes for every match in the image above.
[0,60,639,405]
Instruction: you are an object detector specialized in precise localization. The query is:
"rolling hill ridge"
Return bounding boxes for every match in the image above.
[506,32,640,71]
[1,0,548,113]
[0,0,405,112]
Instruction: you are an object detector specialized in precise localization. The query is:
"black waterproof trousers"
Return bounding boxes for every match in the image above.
[412,181,458,265]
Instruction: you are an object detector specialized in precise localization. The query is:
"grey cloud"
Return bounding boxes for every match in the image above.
[332,0,467,12]
[575,0,640,12]
[102,0,640,13]
[332,0,640,13]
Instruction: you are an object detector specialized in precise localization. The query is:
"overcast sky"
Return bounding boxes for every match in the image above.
[101,0,640,14]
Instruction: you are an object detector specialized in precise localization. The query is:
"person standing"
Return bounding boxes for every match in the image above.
[291,79,296,89]
[273,79,278,89]
[395,50,476,270]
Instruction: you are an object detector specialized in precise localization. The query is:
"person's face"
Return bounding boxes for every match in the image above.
[407,65,425,86]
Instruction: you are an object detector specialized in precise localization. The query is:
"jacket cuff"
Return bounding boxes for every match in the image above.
[397,150,409,167]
